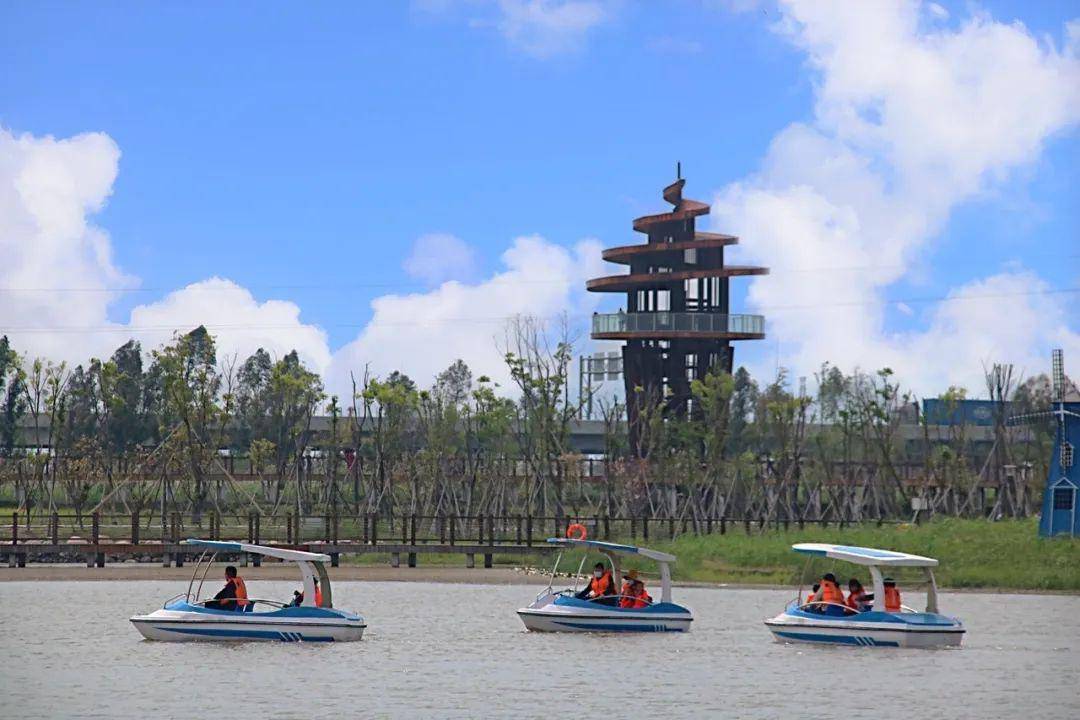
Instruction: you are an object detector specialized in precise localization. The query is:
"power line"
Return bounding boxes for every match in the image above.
[1,286,1076,334]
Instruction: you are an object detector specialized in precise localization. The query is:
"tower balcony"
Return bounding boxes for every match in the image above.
[591,311,765,340]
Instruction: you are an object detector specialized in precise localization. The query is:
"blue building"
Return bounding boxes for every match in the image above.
[1039,400,1079,537]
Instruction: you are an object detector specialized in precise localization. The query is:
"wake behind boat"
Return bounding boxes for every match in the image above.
[764,543,964,648]
[130,539,365,642]
[517,533,693,633]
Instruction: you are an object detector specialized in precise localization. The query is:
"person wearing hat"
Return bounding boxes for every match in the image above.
[618,569,652,609]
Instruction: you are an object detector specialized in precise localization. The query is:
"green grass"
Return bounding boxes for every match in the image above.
[621,519,1080,591]
[382,519,1079,592]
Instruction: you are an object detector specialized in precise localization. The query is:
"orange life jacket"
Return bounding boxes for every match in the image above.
[619,582,651,609]
[314,585,324,607]
[884,586,901,612]
[229,576,248,607]
[588,571,613,597]
[846,589,867,610]
[820,579,843,604]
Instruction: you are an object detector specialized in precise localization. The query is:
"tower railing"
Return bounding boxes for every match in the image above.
[592,311,764,336]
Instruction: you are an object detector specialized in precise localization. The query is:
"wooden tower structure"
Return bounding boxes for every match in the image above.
[587,172,768,439]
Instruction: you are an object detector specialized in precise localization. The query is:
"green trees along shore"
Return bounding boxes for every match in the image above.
[0,321,1068,545]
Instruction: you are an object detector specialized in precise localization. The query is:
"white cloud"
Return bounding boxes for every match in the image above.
[0,127,330,374]
[715,0,1080,395]
[0,123,604,400]
[402,233,478,285]
[328,235,603,394]
[0,127,130,363]
[493,0,609,58]
[128,278,332,375]
[416,0,611,58]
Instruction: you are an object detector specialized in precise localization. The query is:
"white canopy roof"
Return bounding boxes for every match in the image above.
[183,538,331,563]
[792,543,938,568]
[545,538,676,563]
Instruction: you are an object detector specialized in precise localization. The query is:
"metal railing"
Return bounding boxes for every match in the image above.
[592,312,764,335]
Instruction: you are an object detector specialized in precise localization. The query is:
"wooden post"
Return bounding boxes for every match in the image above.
[287,514,294,544]
[465,553,475,568]
[409,514,417,546]
[401,515,408,544]
[643,517,649,541]
[370,513,378,546]
[11,512,17,546]
[131,511,140,545]
[325,515,331,543]
[525,515,532,547]
[477,515,484,545]
[391,552,400,568]
[484,553,493,569]
[449,515,456,546]
[720,517,726,535]
[252,513,261,567]
[439,514,446,544]
[92,512,104,567]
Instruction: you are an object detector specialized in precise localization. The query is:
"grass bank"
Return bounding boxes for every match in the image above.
[615,519,1080,591]
[330,519,1079,591]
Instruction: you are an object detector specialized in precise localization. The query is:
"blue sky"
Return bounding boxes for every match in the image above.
[1,0,1077,397]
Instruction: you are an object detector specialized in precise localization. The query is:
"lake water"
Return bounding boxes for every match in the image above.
[1,581,1077,719]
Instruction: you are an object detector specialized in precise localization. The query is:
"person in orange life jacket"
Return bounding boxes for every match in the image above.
[882,578,902,612]
[313,577,323,607]
[576,562,616,603]
[846,578,869,612]
[207,566,248,611]
[807,572,844,612]
[619,569,652,609]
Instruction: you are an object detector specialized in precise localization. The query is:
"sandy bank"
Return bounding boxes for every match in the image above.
[0,564,552,584]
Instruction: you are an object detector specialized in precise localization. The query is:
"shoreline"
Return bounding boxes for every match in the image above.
[2,564,1077,595]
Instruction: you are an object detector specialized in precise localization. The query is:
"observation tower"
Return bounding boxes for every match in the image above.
[587,171,768,429]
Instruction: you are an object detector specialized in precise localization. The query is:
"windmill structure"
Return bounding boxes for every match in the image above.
[1009,349,1079,537]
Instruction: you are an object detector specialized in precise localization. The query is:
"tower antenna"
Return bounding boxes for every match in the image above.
[676,161,681,180]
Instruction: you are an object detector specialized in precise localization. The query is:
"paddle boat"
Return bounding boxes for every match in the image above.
[517,534,693,632]
[764,543,964,648]
[130,539,366,642]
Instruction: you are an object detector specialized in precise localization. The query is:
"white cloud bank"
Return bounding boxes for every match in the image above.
[0,126,601,397]
[715,0,1080,395]
[328,235,603,392]
[0,128,330,375]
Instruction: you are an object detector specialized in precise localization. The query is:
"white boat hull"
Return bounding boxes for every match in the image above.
[518,592,692,633]
[765,613,964,648]
[131,609,365,643]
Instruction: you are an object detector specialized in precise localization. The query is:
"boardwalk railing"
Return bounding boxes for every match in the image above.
[1,510,903,569]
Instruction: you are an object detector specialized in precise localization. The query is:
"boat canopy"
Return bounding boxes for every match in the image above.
[545,537,676,563]
[792,543,937,568]
[182,538,333,608]
[183,538,331,564]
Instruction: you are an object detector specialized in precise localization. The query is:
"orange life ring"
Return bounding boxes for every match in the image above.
[566,523,587,540]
